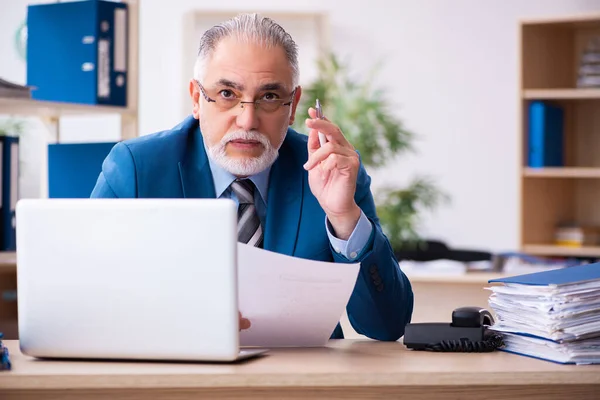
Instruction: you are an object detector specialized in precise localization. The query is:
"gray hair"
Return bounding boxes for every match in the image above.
[193,13,299,88]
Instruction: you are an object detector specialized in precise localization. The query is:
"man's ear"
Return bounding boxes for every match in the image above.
[189,79,201,119]
[288,86,302,126]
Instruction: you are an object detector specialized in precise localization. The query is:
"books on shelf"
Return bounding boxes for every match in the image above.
[554,224,600,247]
[486,263,600,364]
[577,36,600,88]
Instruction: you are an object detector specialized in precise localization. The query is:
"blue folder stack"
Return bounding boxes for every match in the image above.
[486,263,600,364]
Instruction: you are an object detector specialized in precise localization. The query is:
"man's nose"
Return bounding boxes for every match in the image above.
[235,103,260,131]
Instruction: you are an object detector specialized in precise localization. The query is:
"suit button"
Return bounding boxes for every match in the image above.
[373,277,382,286]
[369,265,377,273]
[376,284,384,292]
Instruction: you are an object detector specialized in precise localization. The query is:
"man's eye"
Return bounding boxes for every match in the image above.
[262,92,280,101]
[218,90,236,100]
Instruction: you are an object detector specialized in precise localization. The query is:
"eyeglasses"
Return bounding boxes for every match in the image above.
[195,80,296,113]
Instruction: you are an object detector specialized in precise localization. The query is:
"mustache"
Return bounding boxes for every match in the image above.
[221,130,270,147]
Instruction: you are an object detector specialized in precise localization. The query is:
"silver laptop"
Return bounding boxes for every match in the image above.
[15,198,267,362]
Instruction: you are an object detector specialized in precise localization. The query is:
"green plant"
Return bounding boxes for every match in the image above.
[293,52,449,251]
[376,177,449,249]
[0,118,26,137]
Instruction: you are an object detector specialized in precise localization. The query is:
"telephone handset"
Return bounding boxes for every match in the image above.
[403,306,504,352]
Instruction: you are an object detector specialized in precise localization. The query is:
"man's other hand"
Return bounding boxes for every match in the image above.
[239,311,251,331]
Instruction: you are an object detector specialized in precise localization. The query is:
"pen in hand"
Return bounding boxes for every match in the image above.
[315,99,327,147]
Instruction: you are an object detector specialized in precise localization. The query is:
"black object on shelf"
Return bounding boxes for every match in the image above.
[394,240,492,263]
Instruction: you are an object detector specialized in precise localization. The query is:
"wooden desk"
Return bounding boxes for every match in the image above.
[1,340,599,399]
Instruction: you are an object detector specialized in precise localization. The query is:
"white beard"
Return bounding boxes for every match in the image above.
[206,130,280,176]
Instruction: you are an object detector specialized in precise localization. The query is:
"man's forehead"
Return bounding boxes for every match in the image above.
[204,37,294,89]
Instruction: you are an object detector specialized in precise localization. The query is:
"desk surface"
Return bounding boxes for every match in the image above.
[1,339,600,399]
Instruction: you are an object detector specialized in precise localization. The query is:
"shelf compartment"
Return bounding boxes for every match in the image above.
[521,99,600,169]
[521,17,600,90]
[522,178,600,247]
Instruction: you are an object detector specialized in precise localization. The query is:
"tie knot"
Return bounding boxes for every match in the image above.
[231,179,255,205]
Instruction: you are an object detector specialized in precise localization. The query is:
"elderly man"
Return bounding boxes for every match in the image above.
[91,13,413,341]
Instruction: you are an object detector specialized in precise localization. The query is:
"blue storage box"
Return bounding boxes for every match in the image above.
[48,142,117,198]
[27,0,128,106]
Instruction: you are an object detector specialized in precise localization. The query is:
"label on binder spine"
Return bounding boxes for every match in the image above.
[114,8,127,73]
[98,39,110,98]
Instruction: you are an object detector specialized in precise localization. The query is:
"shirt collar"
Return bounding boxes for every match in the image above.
[204,143,271,204]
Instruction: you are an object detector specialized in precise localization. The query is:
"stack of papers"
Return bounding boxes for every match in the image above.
[486,263,600,364]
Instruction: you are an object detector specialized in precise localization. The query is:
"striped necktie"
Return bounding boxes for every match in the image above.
[230,179,263,248]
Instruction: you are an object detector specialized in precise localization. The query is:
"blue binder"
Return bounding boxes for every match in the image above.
[48,142,117,198]
[527,101,564,168]
[0,136,19,251]
[488,262,600,285]
[27,0,128,106]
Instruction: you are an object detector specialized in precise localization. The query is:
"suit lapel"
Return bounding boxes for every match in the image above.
[178,123,216,199]
[264,139,303,256]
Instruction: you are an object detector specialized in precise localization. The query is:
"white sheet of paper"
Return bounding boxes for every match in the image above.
[237,243,360,347]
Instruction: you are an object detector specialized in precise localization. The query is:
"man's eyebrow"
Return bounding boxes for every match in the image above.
[215,79,244,91]
[259,82,286,92]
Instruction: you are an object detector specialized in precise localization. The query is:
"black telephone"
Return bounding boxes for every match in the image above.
[403,307,504,352]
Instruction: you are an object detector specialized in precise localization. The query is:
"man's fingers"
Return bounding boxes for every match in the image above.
[304,143,356,171]
[305,118,348,146]
[307,129,321,154]
[305,107,349,148]
[304,142,335,170]
[240,317,251,330]
[307,107,330,121]
[239,311,251,331]
[320,153,359,174]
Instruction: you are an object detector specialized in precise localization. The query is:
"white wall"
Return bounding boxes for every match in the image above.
[139,0,600,252]
[2,0,600,252]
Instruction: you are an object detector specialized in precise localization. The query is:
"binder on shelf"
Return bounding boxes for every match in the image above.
[486,263,600,364]
[0,136,19,251]
[527,101,564,168]
[26,0,128,107]
[48,142,117,198]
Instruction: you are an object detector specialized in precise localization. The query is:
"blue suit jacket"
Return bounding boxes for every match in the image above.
[91,115,414,341]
